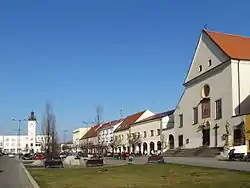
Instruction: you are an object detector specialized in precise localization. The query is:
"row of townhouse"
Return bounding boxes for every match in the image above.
[79,109,174,154]
[78,29,250,154]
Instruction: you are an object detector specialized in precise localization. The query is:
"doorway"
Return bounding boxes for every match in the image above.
[202,129,210,146]
[169,134,175,149]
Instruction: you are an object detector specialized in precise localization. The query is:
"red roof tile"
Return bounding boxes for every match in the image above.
[80,124,102,139]
[99,119,123,130]
[204,29,250,60]
[114,110,146,132]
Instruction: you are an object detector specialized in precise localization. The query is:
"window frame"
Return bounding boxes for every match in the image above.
[215,99,222,120]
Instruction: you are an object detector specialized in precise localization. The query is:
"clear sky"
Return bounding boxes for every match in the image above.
[0,0,249,140]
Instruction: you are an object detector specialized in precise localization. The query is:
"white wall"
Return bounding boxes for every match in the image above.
[185,31,229,83]
[113,129,129,150]
[73,128,90,147]
[0,134,46,153]
[136,110,155,122]
[99,121,122,148]
[231,60,250,116]
[130,119,162,153]
[28,120,36,152]
[174,31,237,149]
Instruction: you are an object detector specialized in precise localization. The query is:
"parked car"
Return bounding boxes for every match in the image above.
[22,153,33,160]
[8,153,15,158]
[33,154,46,160]
[59,153,66,159]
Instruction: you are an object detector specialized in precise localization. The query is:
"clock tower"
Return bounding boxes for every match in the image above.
[28,111,36,153]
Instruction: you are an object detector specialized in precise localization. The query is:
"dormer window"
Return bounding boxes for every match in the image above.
[208,59,212,67]
[199,65,202,72]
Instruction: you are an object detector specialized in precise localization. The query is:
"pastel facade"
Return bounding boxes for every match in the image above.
[130,110,174,154]
[113,110,155,152]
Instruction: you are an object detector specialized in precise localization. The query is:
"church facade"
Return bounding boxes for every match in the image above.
[167,29,250,149]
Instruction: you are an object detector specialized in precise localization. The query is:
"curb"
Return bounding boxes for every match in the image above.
[20,162,40,188]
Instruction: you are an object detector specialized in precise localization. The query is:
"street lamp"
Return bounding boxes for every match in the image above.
[12,117,27,155]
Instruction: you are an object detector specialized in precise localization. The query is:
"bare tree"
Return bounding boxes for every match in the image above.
[79,140,95,154]
[128,133,142,153]
[95,104,104,155]
[42,102,58,160]
[109,136,122,153]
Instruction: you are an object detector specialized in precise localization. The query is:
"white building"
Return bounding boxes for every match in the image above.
[98,119,123,151]
[113,110,154,153]
[130,110,174,154]
[171,29,250,149]
[72,127,90,148]
[0,111,46,154]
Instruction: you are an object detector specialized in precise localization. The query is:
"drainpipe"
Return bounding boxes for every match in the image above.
[237,60,241,115]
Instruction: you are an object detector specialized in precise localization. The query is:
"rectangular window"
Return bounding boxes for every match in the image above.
[179,114,183,127]
[157,129,160,136]
[144,131,147,138]
[215,99,222,119]
[202,99,210,118]
[178,135,183,147]
[137,132,140,138]
[193,107,198,124]
[150,130,154,137]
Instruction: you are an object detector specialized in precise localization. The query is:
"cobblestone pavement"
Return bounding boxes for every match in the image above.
[0,155,32,188]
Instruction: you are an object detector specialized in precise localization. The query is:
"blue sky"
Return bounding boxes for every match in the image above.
[0,0,249,140]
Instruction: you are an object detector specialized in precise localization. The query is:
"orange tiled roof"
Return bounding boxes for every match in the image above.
[80,124,102,139]
[114,110,146,132]
[204,29,250,60]
[99,119,123,130]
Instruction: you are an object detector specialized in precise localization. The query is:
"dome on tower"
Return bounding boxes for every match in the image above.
[28,111,36,121]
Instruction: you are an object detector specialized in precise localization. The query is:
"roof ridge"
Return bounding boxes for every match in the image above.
[204,29,250,40]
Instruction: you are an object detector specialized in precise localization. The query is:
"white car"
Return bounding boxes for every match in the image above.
[8,153,15,158]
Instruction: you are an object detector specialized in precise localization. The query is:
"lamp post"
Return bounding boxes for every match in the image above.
[12,118,27,155]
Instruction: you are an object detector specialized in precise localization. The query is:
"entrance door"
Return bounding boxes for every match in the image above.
[169,135,174,149]
[202,129,210,146]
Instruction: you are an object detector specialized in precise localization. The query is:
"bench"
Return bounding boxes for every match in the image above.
[44,159,63,168]
[86,159,104,167]
[148,155,164,164]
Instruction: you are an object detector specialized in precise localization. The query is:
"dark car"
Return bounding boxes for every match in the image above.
[22,153,33,160]
[44,158,63,168]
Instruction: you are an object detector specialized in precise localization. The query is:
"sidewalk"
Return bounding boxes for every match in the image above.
[164,157,250,172]
[0,156,33,188]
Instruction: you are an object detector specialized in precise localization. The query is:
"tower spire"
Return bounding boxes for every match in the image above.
[28,111,36,121]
